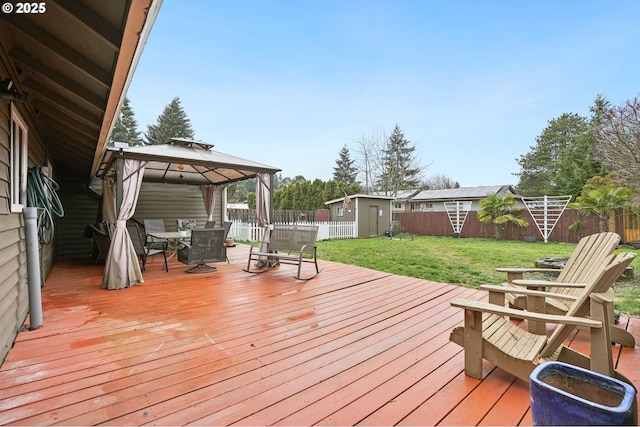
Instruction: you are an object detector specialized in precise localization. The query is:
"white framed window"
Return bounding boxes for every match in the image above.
[10,107,28,212]
[336,206,344,217]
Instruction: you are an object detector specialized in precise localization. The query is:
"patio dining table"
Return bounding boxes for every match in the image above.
[147,231,191,259]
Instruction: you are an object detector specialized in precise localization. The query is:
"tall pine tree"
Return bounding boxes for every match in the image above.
[377,125,421,196]
[332,144,358,185]
[110,97,143,146]
[515,112,603,197]
[145,96,195,145]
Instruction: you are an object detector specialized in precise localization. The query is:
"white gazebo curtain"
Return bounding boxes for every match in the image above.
[102,159,145,290]
[201,185,217,222]
[101,177,117,224]
[255,173,272,258]
[256,173,271,228]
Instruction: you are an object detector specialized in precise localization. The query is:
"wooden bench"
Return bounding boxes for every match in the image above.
[245,224,322,280]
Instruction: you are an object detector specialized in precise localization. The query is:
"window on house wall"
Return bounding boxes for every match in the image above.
[10,107,28,212]
[336,206,344,217]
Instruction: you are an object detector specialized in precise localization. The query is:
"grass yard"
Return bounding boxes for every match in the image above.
[316,235,640,316]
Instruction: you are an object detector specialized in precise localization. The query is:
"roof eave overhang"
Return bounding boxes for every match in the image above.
[90,0,163,178]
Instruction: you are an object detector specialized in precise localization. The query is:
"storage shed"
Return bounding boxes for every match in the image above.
[325,194,394,238]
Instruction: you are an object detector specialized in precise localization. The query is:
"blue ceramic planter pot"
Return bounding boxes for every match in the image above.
[530,362,637,426]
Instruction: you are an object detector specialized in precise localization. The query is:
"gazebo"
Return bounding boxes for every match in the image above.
[93,138,280,290]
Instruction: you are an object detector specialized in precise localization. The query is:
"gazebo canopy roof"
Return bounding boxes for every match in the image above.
[94,138,281,186]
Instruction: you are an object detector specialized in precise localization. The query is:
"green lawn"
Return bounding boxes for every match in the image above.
[316,235,640,316]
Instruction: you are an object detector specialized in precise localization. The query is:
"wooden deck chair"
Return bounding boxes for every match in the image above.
[449,252,637,386]
[496,232,633,347]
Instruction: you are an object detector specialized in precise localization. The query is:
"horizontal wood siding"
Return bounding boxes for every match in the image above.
[0,93,28,364]
[400,209,619,243]
[0,208,28,365]
[0,96,9,214]
[134,183,223,232]
[54,167,100,259]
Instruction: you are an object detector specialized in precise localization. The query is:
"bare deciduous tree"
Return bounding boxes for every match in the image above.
[423,173,460,190]
[593,97,640,187]
[352,129,387,193]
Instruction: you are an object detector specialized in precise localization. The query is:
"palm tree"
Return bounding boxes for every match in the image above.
[570,186,631,232]
[477,194,529,239]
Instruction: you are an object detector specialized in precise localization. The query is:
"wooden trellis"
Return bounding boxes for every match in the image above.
[444,201,472,234]
[522,195,572,243]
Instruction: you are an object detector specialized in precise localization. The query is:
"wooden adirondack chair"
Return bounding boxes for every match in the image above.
[449,252,637,385]
[495,232,634,347]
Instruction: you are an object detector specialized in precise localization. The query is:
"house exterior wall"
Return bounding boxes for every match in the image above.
[55,169,101,260]
[0,90,55,364]
[133,182,224,232]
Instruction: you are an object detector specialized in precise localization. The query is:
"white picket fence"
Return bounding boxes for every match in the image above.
[229,221,357,242]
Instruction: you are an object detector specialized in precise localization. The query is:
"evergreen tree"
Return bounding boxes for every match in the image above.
[377,125,421,196]
[332,144,358,185]
[145,96,195,145]
[110,97,143,146]
[515,112,602,197]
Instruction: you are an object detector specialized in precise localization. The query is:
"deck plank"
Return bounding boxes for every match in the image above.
[0,244,638,426]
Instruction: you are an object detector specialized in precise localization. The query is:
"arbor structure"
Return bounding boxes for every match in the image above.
[332,145,358,185]
[377,125,422,196]
[145,96,195,145]
[109,97,143,146]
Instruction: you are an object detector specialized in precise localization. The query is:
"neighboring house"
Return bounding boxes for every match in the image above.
[409,185,519,212]
[325,194,394,238]
[374,189,423,213]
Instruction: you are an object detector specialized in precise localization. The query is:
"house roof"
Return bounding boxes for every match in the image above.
[325,194,395,205]
[411,185,517,202]
[0,0,162,179]
[373,189,423,200]
[95,138,281,186]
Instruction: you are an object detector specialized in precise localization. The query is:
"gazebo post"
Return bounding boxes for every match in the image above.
[115,156,124,217]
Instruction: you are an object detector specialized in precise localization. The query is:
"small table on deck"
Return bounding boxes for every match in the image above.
[148,231,191,260]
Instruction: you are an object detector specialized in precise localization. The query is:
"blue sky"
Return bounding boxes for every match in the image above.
[126,0,640,187]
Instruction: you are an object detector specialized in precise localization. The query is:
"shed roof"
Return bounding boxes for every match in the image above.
[94,138,281,186]
[411,185,517,202]
[325,194,395,205]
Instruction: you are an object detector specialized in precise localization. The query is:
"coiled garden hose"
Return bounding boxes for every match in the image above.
[27,167,64,244]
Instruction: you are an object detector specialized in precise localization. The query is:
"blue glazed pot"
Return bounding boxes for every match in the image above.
[530,362,637,426]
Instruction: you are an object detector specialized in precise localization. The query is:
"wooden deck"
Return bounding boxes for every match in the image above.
[1,244,640,426]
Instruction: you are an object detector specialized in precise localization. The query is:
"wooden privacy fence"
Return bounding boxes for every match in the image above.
[399,209,639,244]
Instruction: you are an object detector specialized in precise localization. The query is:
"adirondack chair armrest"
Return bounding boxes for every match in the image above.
[480,285,579,302]
[450,299,603,329]
[590,291,614,305]
[511,279,588,288]
[496,267,561,275]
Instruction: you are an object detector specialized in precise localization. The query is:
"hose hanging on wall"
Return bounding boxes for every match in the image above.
[27,166,64,244]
